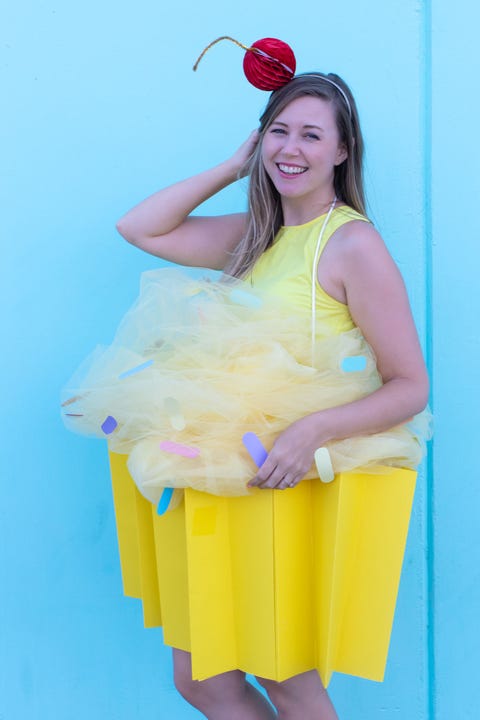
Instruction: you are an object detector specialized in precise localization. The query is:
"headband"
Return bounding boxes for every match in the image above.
[297,73,352,118]
[193,36,352,117]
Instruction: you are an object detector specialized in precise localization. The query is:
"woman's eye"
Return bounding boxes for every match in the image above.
[270,127,286,134]
[305,133,320,140]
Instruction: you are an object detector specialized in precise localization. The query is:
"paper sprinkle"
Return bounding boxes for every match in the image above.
[157,488,174,515]
[119,359,154,380]
[242,432,268,468]
[341,355,367,373]
[61,395,81,407]
[65,413,84,417]
[164,397,186,431]
[159,440,200,458]
[197,306,207,323]
[101,416,118,434]
[314,447,335,483]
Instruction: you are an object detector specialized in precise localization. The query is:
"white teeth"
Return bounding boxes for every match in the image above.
[278,164,307,175]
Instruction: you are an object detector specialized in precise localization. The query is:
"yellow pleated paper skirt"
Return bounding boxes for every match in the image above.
[109,452,416,687]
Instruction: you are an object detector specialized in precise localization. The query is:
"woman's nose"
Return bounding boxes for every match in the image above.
[281,134,300,155]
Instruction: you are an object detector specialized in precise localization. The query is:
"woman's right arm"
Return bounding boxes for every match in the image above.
[116,130,259,270]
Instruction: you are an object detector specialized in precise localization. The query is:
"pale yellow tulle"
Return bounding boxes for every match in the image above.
[62,268,431,504]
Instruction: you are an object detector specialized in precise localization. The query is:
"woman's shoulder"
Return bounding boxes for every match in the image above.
[331,217,403,297]
[335,204,369,223]
[324,212,396,286]
[320,204,369,244]
[332,210,384,254]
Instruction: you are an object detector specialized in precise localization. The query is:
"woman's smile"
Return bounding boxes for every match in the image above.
[276,163,308,176]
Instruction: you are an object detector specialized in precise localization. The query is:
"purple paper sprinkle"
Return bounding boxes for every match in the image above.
[242,432,268,468]
[101,416,118,435]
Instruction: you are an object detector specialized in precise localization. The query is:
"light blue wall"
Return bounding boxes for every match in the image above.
[430,2,480,719]
[1,1,476,718]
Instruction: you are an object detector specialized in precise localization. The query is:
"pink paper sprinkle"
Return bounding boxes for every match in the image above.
[159,440,200,459]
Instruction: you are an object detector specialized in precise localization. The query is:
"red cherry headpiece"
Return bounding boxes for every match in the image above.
[193,36,296,91]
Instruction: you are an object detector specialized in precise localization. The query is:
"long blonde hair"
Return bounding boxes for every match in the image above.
[224,73,366,279]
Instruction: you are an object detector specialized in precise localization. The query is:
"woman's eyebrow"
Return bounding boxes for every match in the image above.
[271,121,324,131]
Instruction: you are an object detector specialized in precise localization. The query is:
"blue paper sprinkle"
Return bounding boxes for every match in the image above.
[157,488,174,515]
[101,415,118,434]
[341,355,367,373]
[119,359,154,380]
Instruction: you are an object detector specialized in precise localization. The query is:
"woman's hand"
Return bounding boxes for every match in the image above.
[228,129,260,178]
[247,415,324,490]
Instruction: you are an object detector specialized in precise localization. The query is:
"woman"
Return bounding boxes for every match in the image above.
[113,72,429,719]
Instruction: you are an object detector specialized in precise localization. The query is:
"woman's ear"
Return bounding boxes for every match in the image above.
[335,144,348,166]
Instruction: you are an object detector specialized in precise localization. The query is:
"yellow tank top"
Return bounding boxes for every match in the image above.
[248,206,369,338]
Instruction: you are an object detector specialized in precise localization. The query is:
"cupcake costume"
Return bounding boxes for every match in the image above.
[62,205,430,685]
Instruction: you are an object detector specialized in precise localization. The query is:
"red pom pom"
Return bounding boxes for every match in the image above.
[243,38,296,91]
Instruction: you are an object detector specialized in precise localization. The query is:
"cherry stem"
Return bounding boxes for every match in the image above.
[193,36,252,71]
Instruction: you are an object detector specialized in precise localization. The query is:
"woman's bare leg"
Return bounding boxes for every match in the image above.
[256,670,338,720]
[173,649,277,720]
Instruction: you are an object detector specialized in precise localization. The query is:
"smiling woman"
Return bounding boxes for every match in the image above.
[66,71,430,720]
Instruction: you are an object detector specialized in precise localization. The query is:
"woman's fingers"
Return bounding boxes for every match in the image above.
[247,455,278,488]
[233,129,260,177]
[248,453,305,490]
[250,470,302,490]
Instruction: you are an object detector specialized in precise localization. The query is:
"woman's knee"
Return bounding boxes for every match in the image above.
[172,648,210,709]
[256,670,328,714]
[172,652,200,705]
[172,648,248,711]
[255,676,287,711]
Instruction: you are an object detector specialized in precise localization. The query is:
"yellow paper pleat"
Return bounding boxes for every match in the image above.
[109,452,141,598]
[184,492,238,680]
[109,452,162,626]
[314,471,357,685]
[228,491,276,677]
[273,484,316,680]
[152,496,191,650]
[333,469,417,680]
[134,488,162,627]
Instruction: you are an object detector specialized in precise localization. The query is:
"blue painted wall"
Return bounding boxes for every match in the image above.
[1,1,477,718]
[430,2,480,719]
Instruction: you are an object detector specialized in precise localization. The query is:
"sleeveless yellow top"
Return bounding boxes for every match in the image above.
[248,205,369,338]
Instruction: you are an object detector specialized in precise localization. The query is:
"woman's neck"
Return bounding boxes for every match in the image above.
[281,193,338,226]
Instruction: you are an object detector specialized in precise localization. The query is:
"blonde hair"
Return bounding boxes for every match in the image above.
[224,73,366,279]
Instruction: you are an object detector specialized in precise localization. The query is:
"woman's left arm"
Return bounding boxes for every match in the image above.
[249,223,429,489]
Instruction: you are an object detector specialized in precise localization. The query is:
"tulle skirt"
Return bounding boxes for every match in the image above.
[62,267,430,504]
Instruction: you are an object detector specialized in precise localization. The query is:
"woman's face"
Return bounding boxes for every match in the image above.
[261,95,347,206]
